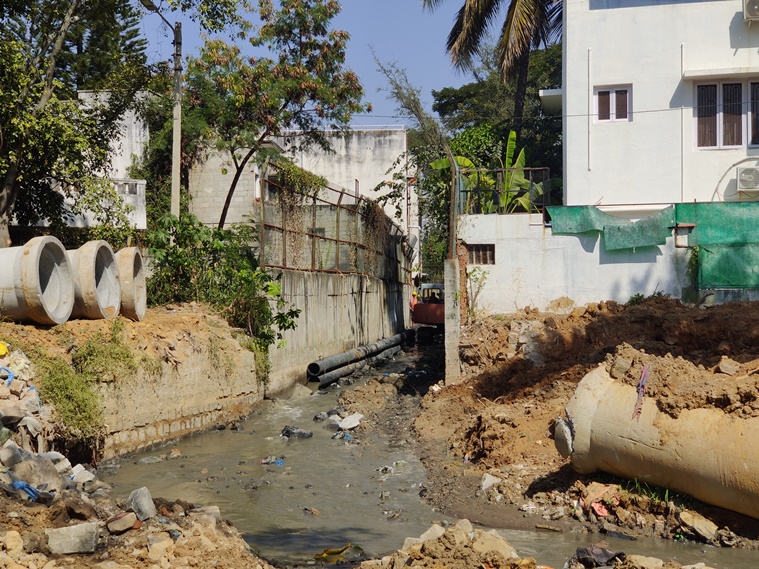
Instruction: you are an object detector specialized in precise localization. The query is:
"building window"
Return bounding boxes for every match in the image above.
[696,80,759,148]
[467,244,495,265]
[595,86,631,122]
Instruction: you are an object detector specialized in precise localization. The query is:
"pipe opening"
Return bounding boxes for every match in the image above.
[94,245,120,318]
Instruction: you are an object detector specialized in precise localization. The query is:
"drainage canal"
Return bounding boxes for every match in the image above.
[101,367,759,569]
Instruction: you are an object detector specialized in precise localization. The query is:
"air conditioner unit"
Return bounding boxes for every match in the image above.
[745,0,759,21]
[737,167,759,190]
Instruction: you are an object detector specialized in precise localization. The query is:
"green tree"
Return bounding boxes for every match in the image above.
[422,0,561,139]
[0,0,246,247]
[183,0,370,229]
[433,43,562,178]
[373,59,454,269]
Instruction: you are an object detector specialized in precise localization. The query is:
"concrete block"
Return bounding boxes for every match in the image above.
[127,487,157,521]
[45,522,99,554]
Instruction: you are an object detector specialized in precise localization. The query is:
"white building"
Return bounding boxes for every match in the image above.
[458,0,759,314]
[189,127,420,261]
[563,0,759,213]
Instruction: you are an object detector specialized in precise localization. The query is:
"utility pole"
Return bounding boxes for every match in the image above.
[141,0,182,219]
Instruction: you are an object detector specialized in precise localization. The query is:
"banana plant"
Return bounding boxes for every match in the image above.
[430,155,499,214]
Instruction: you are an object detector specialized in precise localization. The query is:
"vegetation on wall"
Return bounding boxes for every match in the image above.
[146,213,300,382]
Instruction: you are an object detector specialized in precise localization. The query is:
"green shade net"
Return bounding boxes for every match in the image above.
[699,244,759,288]
[548,205,675,250]
[603,206,675,250]
[548,206,630,234]
[676,202,759,246]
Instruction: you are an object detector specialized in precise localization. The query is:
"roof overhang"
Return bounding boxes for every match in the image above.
[539,88,563,116]
[683,67,759,81]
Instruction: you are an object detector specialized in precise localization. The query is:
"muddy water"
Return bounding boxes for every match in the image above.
[102,380,759,568]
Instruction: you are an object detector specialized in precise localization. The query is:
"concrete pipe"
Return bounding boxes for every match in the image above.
[67,241,121,319]
[115,247,146,322]
[554,365,759,520]
[0,236,75,325]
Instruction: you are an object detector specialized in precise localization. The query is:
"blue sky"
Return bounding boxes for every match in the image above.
[139,1,476,127]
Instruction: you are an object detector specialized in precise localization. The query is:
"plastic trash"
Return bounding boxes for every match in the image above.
[11,481,54,505]
[260,455,285,466]
[0,366,14,387]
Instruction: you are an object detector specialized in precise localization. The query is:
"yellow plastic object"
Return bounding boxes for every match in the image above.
[0,342,7,357]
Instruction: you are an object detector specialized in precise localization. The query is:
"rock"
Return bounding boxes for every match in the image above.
[453,519,473,534]
[52,457,72,475]
[716,356,741,376]
[401,536,421,550]
[680,510,718,542]
[470,529,517,559]
[107,512,138,535]
[136,456,162,465]
[193,505,222,521]
[610,356,632,379]
[63,493,98,520]
[336,413,363,430]
[626,554,664,568]
[95,562,134,569]
[164,448,182,460]
[8,379,27,396]
[45,522,99,554]
[3,530,24,556]
[127,487,157,521]
[147,536,175,562]
[11,455,63,493]
[418,523,446,542]
[0,441,25,467]
[71,467,96,484]
[0,402,25,426]
[480,473,501,491]
[313,411,329,421]
[0,385,10,399]
[280,425,313,439]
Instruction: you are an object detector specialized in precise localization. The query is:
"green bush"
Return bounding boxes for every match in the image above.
[36,354,104,445]
[146,213,300,381]
[70,320,136,383]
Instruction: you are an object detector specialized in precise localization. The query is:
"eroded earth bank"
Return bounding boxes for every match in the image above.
[1,298,759,568]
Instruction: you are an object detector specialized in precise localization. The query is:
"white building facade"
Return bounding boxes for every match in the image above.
[564,0,759,212]
[458,0,759,314]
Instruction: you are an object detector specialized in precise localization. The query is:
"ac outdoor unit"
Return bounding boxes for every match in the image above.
[745,0,759,21]
[737,167,759,190]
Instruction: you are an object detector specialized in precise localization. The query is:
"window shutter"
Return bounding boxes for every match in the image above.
[616,89,628,120]
[697,85,717,147]
[598,90,610,120]
[723,83,742,146]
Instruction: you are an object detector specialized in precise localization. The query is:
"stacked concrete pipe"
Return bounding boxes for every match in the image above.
[0,236,75,325]
[115,247,146,322]
[554,365,759,520]
[67,240,121,319]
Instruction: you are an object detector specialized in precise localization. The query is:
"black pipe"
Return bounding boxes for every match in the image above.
[307,330,412,377]
[317,345,402,388]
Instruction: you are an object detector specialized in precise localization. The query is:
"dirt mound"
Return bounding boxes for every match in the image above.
[413,298,759,547]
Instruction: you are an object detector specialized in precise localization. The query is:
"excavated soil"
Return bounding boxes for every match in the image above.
[342,297,759,556]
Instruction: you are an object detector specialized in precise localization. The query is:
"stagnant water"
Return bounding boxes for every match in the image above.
[101,376,759,568]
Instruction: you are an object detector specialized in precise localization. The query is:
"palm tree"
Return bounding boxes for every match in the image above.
[422,0,561,138]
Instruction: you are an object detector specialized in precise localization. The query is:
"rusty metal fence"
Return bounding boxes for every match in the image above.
[259,163,412,284]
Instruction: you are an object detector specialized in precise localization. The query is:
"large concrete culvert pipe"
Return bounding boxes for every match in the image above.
[67,240,121,319]
[554,365,759,520]
[0,236,75,325]
[115,247,146,322]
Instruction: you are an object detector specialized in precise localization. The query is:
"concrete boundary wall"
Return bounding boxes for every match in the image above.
[268,270,409,396]
[458,213,690,313]
[98,270,407,458]
[98,315,262,460]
